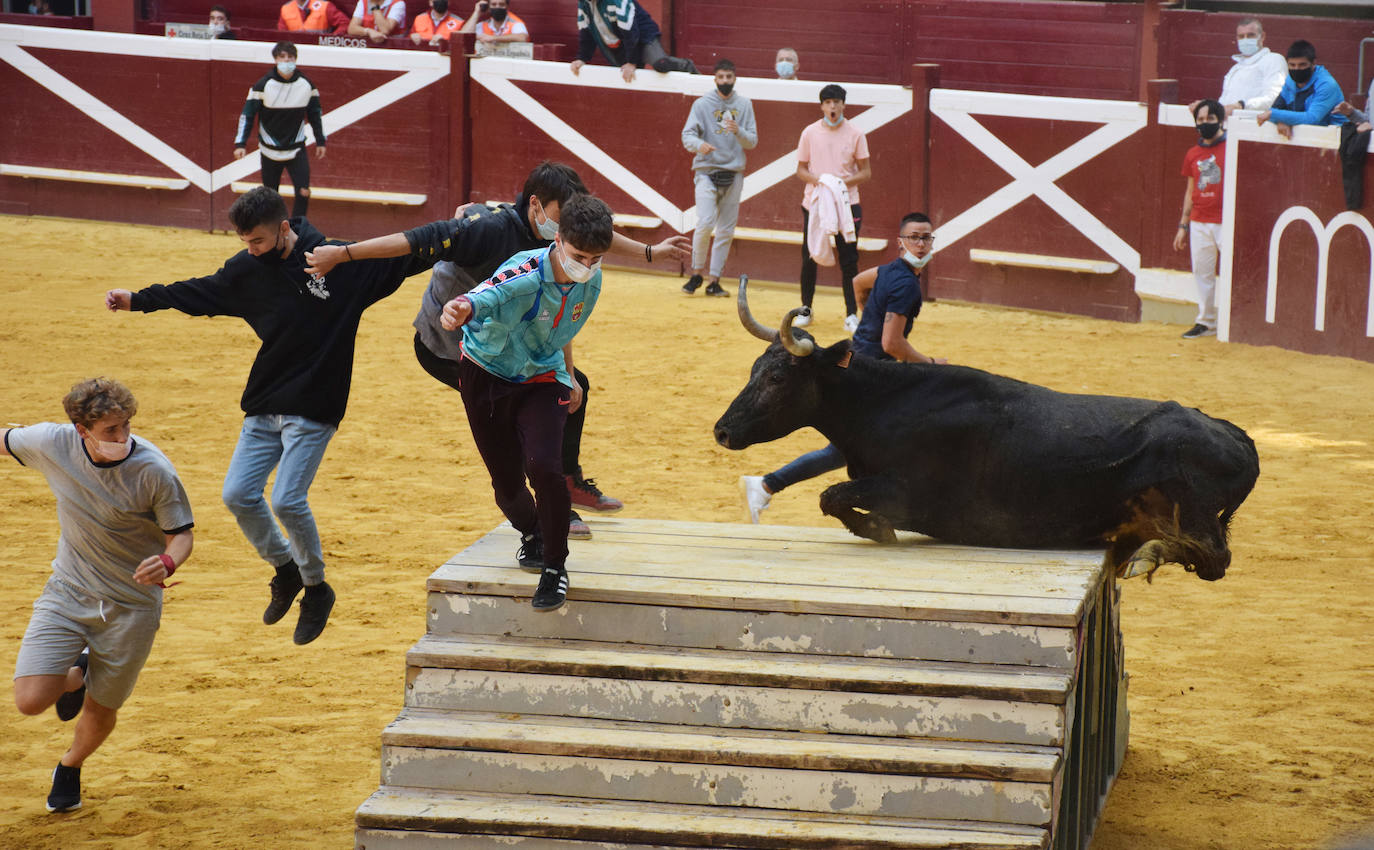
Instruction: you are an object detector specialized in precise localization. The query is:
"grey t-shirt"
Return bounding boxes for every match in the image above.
[6,423,195,609]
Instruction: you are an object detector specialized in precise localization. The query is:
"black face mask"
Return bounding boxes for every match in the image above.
[432,0,446,13]
[1197,123,1222,140]
[716,82,733,96]
[489,6,507,21]
[1289,66,1314,86]
[250,229,288,266]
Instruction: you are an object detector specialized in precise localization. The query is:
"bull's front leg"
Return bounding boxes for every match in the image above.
[819,476,904,543]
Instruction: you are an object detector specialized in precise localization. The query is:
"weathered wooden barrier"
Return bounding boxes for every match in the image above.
[355,518,1128,849]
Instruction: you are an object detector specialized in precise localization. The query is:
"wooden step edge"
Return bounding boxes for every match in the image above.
[380,710,1060,783]
[426,568,1088,629]
[356,787,1049,850]
[406,634,1072,705]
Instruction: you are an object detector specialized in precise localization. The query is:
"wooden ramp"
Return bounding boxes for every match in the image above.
[356,519,1128,850]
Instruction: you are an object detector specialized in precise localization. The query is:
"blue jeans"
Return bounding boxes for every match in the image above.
[221,415,336,585]
[763,443,845,493]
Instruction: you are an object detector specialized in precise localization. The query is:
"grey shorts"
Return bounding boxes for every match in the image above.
[14,576,161,710]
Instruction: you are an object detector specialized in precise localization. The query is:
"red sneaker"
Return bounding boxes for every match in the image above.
[566,472,623,513]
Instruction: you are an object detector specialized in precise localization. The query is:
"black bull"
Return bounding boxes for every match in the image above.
[714,280,1260,581]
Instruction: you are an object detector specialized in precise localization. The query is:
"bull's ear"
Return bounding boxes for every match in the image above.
[816,338,853,367]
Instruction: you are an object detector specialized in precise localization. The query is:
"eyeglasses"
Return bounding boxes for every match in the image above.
[899,234,935,243]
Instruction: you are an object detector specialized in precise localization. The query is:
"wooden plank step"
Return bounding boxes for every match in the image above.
[407,634,1072,704]
[406,668,1066,746]
[355,787,1049,849]
[436,521,1104,611]
[382,709,1061,781]
[429,563,1089,629]
[427,592,1078,668]
[381,748,1052,825]
[355,831,684,849]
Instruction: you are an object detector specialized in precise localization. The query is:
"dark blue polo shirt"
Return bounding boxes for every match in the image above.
[852,258,922,360]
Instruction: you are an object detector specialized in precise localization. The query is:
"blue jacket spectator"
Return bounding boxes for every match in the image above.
[1265,40,1346,129]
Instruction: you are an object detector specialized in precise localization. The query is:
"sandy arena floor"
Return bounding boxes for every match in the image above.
[0,215,1371,849]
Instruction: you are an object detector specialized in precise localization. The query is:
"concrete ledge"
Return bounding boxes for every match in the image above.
[229,181,426,206]
[612,214,663,229]
[970,248,1118,275]
[1,163,189,190]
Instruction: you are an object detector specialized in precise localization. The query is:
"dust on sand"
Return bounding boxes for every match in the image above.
[0,216,1371,849]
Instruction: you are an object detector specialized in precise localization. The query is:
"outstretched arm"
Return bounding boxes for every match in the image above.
[609,231,689,265]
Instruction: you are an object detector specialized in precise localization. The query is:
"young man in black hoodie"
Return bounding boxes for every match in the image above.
[104,187,432,645]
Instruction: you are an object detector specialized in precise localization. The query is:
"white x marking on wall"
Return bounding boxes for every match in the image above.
[470,58,913,233]
[0,24,447,192]
[930,89,1146,275]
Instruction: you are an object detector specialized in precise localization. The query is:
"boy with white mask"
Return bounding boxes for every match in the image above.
[6,377,194,815]
[680,58,758,297]
[233,42,326,220]
[438,195,615,612]
[740,212,944,524]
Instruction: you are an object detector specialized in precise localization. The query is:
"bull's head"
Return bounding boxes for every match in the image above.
[714,276,851,450]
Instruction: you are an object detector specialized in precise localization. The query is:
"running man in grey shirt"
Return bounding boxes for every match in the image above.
[5,377,194,815]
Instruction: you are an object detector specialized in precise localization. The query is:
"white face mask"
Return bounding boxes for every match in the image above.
[277,61,297,77]
[559,249,597,283]
[209,21,226,34]
[534,201,559,240]
[94,437,132,461]
[1237,36,1260,57]
[902,249,931,270]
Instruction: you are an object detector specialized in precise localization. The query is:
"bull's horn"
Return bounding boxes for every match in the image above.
[779,308,816,356]
[736,275,778,342]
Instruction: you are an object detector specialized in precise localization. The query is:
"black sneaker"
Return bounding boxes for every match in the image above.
[263,562,304,625]
[46,763,81,813]
[704,280,729,297]
[681,274,703,295]
[517,532,544,572]
[532,565,569,611]
[293,581,335,645]
[1181,323,1215,339]
[54,650,89,722]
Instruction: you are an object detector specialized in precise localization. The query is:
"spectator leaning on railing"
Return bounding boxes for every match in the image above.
[350,0,406,43]
[410,0,461,46]
[468,0,529,44]
[278,0,349,34]
[1258,40,1347,140]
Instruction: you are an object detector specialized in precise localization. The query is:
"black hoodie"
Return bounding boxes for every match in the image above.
[131,218,433,426]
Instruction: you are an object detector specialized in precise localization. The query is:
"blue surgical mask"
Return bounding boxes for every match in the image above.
[775,60,795,78]
[1237,37,1260,57]
[823,113,844,128]
[902,249,931,270]
[534,202,558,240]
[276,61,296,77]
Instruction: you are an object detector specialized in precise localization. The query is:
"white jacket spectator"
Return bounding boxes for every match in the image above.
[1217,18,1288,113]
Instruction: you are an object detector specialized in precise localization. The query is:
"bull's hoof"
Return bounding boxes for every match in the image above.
[1120,539,1167,582]
[853,513,898,544]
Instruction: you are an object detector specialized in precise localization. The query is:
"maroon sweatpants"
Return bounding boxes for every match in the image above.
[457,356,572,569]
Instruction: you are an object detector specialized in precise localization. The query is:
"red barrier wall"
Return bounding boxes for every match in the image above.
[1228,140,1373,362]
[1157,9,1370,104]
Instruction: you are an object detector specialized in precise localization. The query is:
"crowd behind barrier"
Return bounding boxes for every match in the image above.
[1,4,1372,362]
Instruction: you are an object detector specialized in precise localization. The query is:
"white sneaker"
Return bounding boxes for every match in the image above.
[739,475,772,524]
[843,313,859,333]
[793,307,812,328]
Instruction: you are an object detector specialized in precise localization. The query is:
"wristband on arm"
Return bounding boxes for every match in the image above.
[158,552,177,577]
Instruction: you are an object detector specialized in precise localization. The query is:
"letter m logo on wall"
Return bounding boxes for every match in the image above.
[1266,207,1374,337]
